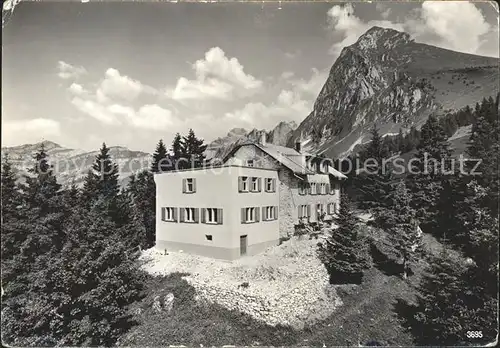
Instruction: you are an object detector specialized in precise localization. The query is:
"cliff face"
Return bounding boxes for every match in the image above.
[206,121,298,160]
[288,26,499,159]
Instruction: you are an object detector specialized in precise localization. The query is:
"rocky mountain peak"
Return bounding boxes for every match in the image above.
[354,26,412,52]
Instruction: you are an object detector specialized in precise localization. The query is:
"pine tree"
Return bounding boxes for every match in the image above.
[81,143,120,215]
[151,139,170,173]
[406,114,452,233]
[384,181,422,278]
[1,154,20,220]
[131,170,156,247]
[182,128,207,169]
[353,125,393,212]
[170,133,186,170]
[413,248,468,345]
[317,193,371,284]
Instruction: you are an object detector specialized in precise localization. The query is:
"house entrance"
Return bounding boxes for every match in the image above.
[240,235,248,256]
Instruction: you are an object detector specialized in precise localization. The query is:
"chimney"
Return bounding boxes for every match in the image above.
[259,131,266,146]
[295,140,301,153]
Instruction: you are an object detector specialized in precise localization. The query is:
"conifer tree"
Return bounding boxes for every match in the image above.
[413,248,468,345]
[384,181,422,278]
[171,133,186,170]
[183,128,207,169]
[317,193,371,284]
[1,154,20,220]
[81,143,120,213]
[151,139,170,173]
[353,125,392,212]
[406,114,452,232]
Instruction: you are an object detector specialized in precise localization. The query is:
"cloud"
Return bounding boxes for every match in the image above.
[71,97,121,125]
[107,104,176,130]
[68,83,87,96]
[97,68,148,101]
[327,4,404,56]
[57,61,87,80]
[2,118,61,146]
[281,71,295,80]
[417,1,491,55]
[292,68,327,96]
[225,89,310,130]
[167,47,263,101]
[327,2,498,57]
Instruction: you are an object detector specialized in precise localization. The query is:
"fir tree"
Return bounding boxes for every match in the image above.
[317,193,371,284]
[413,248,468,345]
[384,181,422,278]
[170,133,186,170]
[406,114,452,233]
[182,128,207,169]
[151,139,170,173]
[1,154,20,220]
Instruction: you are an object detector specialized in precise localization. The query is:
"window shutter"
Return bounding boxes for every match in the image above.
[180,208,185,222]
[194,208,199,223]
[217,208,223,225]
[308,183,312,195]
[161,207,165,221]
[257,178,262,192]
[272,178,276,192]
[201,208,206,223]
[307,204,311,217]
[274,206,278,220]
[326,184,330,195]
[262,207,266,221]
[241,208,246,224]
[255,207,260,222]
[238,177,243,192]
[173,208,178,222]
[192,179,197,193]
[182,179,186,193]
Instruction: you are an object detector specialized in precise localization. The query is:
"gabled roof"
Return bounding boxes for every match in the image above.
[221,142,347,179]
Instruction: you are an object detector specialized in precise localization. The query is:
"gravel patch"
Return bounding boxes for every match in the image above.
[140,236,341,328]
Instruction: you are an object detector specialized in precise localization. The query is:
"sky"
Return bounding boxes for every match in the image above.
[2,0,499,152]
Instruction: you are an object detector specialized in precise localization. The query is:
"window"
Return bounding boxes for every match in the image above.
[205,235,213,241]
[183,178,196,193]
[328,203,337,215]
[316,204,324,219]
[161,207,177,222]
[319,183,327,195]
[250,177,261,192]
[247,159,254,167]
[298,204,310,219]
[310,183,317,195]
[322,162,329,173]
[239,176,249,192]
[241,207,260,223]
[265,178,276,192]
[263,206,277,221]
[180,207,199,223]
[298,182,308,195]
[202,208,223,224]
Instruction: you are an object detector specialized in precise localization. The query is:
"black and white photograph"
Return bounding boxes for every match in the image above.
[1,0,499,346]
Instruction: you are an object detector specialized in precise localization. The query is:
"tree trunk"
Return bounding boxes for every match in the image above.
[402,257,408,279]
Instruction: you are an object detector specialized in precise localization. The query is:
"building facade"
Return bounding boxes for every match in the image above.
[154,133,346,260]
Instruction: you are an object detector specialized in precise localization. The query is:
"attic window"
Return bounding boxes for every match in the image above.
[205,235,213,241]
[247,159,254,167]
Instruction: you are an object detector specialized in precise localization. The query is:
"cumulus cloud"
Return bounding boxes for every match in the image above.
[68,83,87,96]
[225,89,310,130]
[292,68,327,96]
[3,118,61,145]
[327,4,404,56]
[327,1,498,57]
[97,68,148,101]
[57,61,87,80]
[417,1,492,55]
[167,47,263,101]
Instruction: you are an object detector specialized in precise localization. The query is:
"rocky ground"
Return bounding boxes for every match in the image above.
[140,236,341,328]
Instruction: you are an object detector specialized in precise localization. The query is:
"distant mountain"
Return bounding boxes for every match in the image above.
[1,121,298,186]
[288,26,499,159]
[1,141,150,187]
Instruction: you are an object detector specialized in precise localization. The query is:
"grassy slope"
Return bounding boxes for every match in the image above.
[119,230,459,346]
